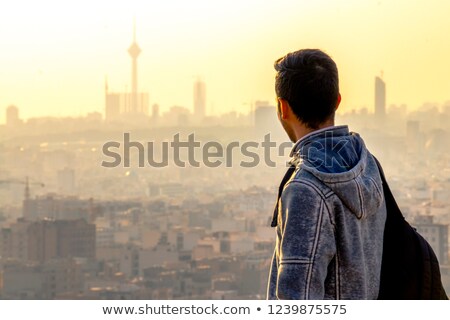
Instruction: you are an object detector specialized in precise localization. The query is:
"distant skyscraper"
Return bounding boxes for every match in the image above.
[193,78,206,120]
[255,103,274,125]
[253,101,286,139]
[375,76,386,118]
[6,105,20,127]
[254,101,276,133]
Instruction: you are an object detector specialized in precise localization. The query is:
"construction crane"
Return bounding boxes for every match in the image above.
[0,176,45,199]
[0,176,45,187]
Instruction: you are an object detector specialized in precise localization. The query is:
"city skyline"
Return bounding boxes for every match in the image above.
[2,0,450,123]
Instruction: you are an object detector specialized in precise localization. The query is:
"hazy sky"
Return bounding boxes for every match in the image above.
[1,0,450,123]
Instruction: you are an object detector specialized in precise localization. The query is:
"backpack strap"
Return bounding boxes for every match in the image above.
[270,165,296,227]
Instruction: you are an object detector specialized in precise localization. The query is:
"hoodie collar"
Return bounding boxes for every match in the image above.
[289,125,350,158]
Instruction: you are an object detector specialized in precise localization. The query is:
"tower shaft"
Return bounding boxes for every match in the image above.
[131,57,138,113]
[128,20,141,114]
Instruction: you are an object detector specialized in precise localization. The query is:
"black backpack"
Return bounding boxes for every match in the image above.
[374,157,448,299]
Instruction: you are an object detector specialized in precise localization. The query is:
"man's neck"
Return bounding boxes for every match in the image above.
[292,120,335,142]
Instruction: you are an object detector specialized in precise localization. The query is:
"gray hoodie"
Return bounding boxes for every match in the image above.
[267,125,386,300]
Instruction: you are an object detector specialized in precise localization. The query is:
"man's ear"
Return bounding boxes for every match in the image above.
[277,98,290,120]
[335,93,341,111]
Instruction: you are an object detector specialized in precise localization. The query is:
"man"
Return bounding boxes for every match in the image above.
[267,49,386,299]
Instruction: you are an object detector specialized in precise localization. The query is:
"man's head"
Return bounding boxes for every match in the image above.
[274,49,341,142]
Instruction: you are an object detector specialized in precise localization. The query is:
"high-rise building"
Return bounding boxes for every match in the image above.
[55,219,96,259]
[254,101,276,133]
[375,76,386,118]
[0,218,30,261]
[254,101,286,140]
[0,218,96,262]
[104,78,121,122]
[193,78,206,120]
[23,194,93,221]
[27,220,58,262]
[6,105,21,127]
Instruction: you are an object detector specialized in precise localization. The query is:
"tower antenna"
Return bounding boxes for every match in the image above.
[133,17,136,42]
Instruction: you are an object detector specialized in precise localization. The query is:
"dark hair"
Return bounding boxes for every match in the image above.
[274,49,339,129]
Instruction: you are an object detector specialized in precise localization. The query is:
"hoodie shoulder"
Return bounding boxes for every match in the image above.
[289,167,336,200]
[294,135,384,219]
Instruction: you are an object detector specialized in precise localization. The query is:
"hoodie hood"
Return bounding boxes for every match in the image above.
[290,125,383,219]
